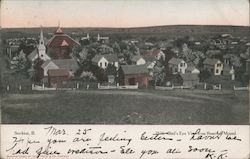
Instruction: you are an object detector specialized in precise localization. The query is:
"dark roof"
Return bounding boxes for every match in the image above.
[139,48,161,56]
[180,73,199,81]
[48,69,69,77]
[151,48,161,56]
[47,28,80,47]
[206,50,222,55]
[52,59,79,71]
[120,65,148,75]
[142,55,156,62]
[92,54,118,63]
[203,58,220,65]
[168,57,183,65]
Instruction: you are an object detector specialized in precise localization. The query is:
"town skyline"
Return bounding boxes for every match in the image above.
[1,0,249,28]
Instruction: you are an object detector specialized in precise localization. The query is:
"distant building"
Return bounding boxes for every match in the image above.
[203,58,223,75]
[140,48,165,61]
[92,54,119,69]
[118,65,150,88]
[131,55,146,65]
[48,69,69,88]
[97,34,109,42]
[168,58,187,74]
[28,29,51,62]
[81,34,90,41]
[47,27,80,59]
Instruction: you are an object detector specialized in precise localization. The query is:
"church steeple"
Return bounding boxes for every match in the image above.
[38,28,46,51]
[39,28,45,45]
[37,27,50,61]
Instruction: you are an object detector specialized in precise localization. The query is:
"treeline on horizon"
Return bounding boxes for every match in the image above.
[1,25,249,40]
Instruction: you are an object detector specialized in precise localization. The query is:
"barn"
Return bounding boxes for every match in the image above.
[48,69,69,88]
[118,65,150,88]
[47,27,80,59]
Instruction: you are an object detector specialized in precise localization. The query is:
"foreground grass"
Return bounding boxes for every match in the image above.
[1,89,249,124]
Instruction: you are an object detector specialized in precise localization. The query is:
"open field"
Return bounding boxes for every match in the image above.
[1,89,249,124]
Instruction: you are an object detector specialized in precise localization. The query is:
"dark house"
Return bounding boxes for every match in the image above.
[118,65,150,88]
[48,69,69,88]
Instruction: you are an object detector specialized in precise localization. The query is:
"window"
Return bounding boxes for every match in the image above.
[216,69,219,73]
[100,63,102,67]
[217,63,221,67]
[105,62,107,67]
[180,63,183,67]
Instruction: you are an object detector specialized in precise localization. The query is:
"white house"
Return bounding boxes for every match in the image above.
[168,57,187,74]
[203,58,223,75]
[92,54,119,69]
[131,56,146,65]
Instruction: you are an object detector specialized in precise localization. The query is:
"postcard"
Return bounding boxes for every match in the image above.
[0,0,249,158]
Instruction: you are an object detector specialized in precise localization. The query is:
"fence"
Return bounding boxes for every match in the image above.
[98,83,138,90]
[155,86,174,90]
[155,85,192,90]
[212,84,221,90]
[32,84,56,91]
[233,86,249,91]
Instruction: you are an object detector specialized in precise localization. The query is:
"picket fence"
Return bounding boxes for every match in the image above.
[98,83,138,90]
[155,85,192,90]
[233,86,249,91]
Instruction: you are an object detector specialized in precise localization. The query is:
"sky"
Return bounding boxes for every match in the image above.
[1,0,249,28]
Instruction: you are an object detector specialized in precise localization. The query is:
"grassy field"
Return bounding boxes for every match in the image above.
[1,89,249,124]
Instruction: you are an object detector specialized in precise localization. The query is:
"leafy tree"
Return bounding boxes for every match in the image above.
[199,69,211,82]
[89,64,107,82]
[33,58,44,82]
[112,42,121,55]
[153,65,165,86]
[72,45,82,59]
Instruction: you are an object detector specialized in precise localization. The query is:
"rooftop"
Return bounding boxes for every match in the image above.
[92,54,119,63]
[48,69,69,77]
[120,64,148,75]
[168,57,184,65]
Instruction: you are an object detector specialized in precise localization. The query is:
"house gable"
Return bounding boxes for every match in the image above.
[98,57,109,69]
[42,61,59,76]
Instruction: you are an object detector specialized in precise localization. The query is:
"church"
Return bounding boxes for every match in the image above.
[27,29,51,62]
